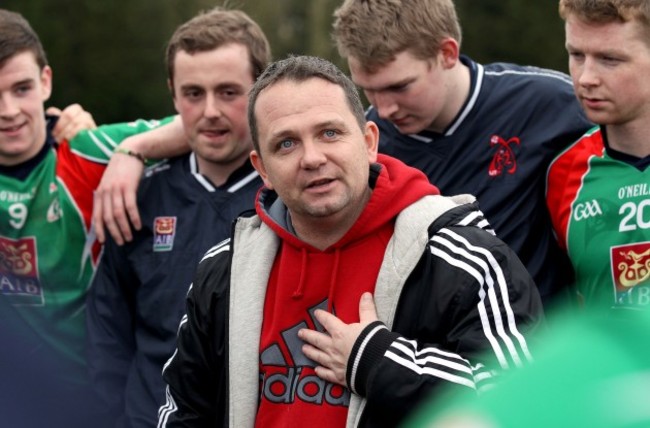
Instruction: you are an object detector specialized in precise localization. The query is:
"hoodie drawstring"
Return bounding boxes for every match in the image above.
[292,247,308,299]
[326,248,341,312]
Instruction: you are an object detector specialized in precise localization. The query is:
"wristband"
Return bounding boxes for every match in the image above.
[114,147,147,164]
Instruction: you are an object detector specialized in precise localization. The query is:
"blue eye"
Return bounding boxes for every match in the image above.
[280,139,294,149]
[324,129,337,138]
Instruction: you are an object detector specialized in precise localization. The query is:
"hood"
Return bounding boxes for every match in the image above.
[255,154,440,250]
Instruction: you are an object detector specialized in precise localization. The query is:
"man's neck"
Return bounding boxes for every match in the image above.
[425,61,471,134]
[606,118,650,158]
[195,153,248,187]
[290,189,372,251]
[0,127,49,178]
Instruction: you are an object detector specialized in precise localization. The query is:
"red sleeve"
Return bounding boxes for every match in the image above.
[546,132,603,250]
[55,140,107,230]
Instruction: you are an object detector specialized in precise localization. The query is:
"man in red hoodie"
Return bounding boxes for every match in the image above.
[158,55,543,427]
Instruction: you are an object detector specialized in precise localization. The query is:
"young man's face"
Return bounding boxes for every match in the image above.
[565,16,650,127]
[250,77,378,231]
[171,43,254,172]
[0,51,52,166]
[348,50,452,135]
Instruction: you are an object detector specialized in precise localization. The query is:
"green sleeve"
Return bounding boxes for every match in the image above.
[68,116,176,163]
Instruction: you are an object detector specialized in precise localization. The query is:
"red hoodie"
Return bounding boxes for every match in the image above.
[254,155,439,427]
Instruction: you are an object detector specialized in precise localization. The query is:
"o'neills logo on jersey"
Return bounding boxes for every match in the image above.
[611,242,650,307]
[153,216,177,252]
[488,135,520,177]
[259,299,350,408]
[0,236,44,305]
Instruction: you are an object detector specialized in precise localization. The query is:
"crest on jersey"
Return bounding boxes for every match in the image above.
[611,242,650,307]
[153,216,177,252]
[0,236,44,305]
[488,135,520,177]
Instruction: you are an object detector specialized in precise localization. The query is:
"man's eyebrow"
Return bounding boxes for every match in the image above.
[314,119,347,129]
[357,77,414,92]
[179,82,244,91]
[267,119,348,141]
[12,78,35,87]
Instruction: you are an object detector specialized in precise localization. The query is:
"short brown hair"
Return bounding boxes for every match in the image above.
[166,7,271,86]
[0,9,48,70]
[333,0,461,73]
[248,55,366,153]
[559,0,650,41]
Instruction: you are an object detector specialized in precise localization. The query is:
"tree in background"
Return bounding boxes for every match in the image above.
[4,0,567,124]
[455,0,566,70]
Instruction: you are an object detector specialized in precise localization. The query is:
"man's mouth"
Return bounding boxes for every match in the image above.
[201,128,228,137]
[0,123,25,132]
[307,178,335,189]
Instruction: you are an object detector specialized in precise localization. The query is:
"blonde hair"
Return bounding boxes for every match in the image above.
[333,0,461,73]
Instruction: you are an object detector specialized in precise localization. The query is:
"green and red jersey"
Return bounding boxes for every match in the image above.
[0,117,169,371]
[547,126,650,310]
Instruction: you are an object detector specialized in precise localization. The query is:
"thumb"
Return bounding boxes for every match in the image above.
[358,292,378,323]
[45,106,62,116]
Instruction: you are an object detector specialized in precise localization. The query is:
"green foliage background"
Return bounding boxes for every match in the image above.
[3,0,567,124]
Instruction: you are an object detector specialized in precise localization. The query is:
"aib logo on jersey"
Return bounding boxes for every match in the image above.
[153,216,177,252]
[488,135,520,177]
[611,242,650,307]
[259,299,350,408]
[0,236,43,305]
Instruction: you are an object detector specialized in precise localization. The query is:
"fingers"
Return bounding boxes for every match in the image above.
[297,296,380,387]
[312,308,343,334]
[45,106,62,116]
[51,104,97,142]
[300,335,347,386]
[123,185,142,231]
[109,186,132,244]
[358,292,379,324]
[299,326,331,351]
[93,184,133,246]
[314,365,339,385]
[93,153,144,245]
[94,187,126,246]
[92,192,106,244]
[302,345,340,384]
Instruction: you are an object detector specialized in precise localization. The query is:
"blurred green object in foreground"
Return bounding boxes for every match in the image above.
[405,308,650,428]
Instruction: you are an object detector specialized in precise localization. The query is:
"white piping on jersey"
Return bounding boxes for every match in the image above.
[190,152,216,191]
[397,62,484,142]
[485,68,573,85]
[89,129,118,155]
[405,133,433,144]
[71,129,118,163]
[227,170,259,193]
[401,63,571,142]
[190,152,259,193]
[446,62,484,136]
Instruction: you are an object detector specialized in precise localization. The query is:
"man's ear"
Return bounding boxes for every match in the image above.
[167,78,175,98]
[40,66,53,102]
[438,37,460,69]
[364,120,379,163]
[250,150,273,190]
[169,79,181,114]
